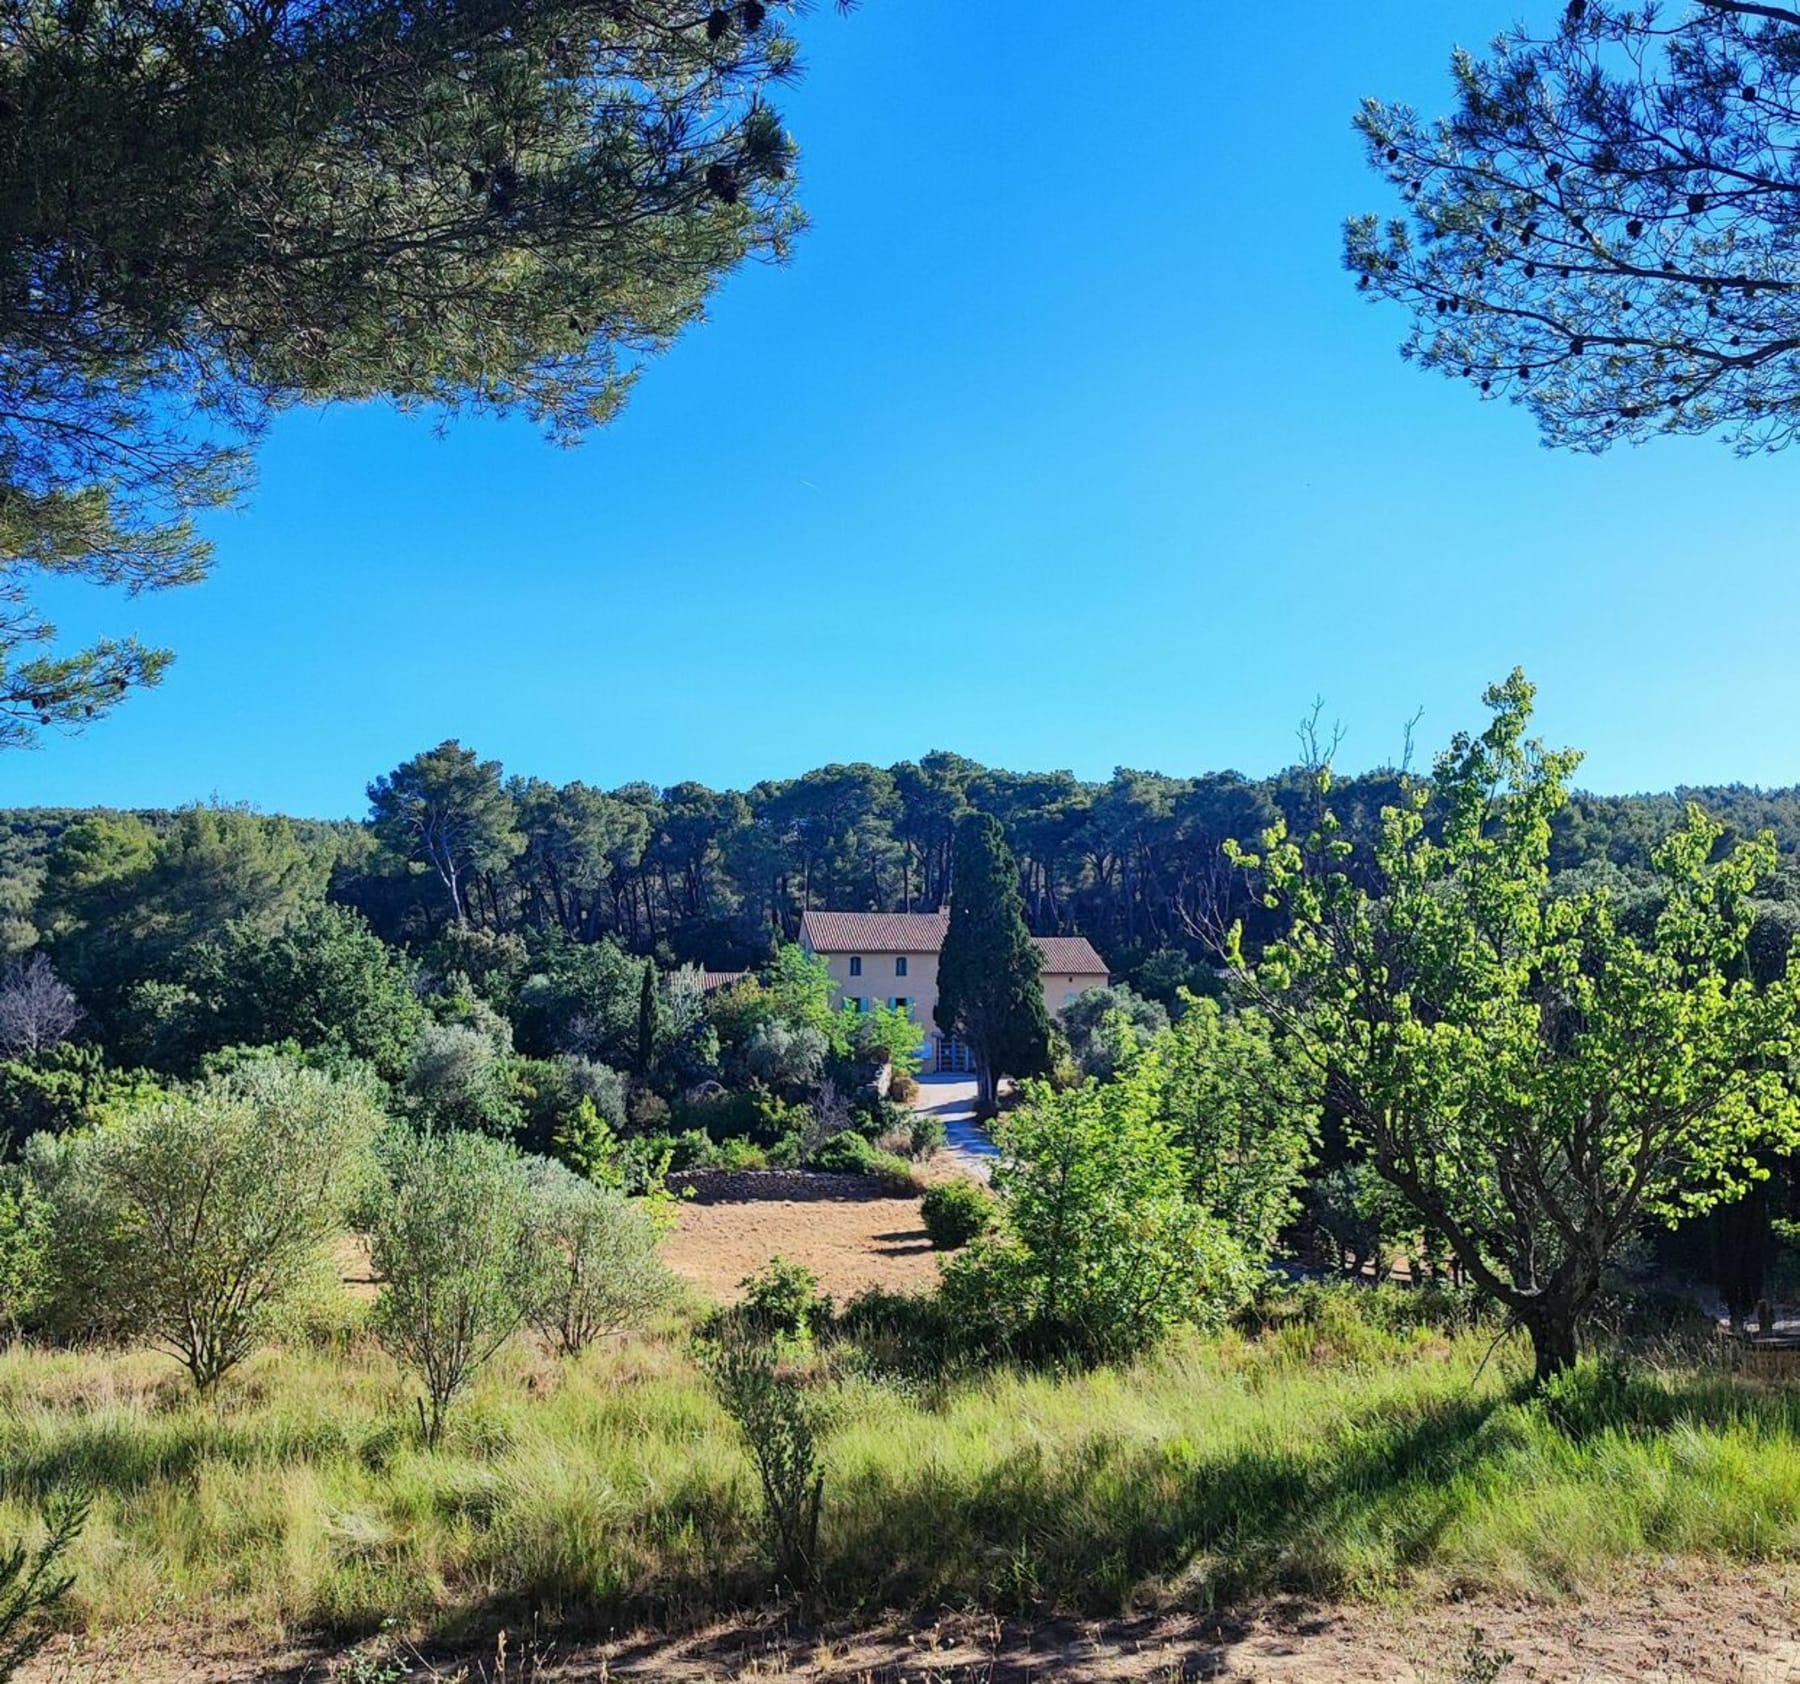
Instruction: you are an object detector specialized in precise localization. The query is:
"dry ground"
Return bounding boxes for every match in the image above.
[23,1567,1800,1682]
[659,1183,940,1302]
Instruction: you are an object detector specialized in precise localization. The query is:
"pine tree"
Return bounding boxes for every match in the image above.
[936,814,1051,1110]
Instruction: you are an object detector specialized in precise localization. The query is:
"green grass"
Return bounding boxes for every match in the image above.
[4,1292,1800,1646]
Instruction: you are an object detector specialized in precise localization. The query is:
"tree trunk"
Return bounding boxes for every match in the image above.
[1520,1300,1580,1386]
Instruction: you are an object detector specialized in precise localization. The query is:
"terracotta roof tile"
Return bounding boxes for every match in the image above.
[800,910,949,952]
[800,911,1107,977]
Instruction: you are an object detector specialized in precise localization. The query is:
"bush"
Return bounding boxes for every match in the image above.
[43,1060,382,1392]
[907,1112,945,1160]
[738,1257,832,1345]
[364,1129,547,1445]
[699,1332,825,1594]
[526,1160,676,1356]
[920,1180,994,1250]
[811,1130,921,1192]
[889,1071,919,1104]
[941,1078,1255,1364]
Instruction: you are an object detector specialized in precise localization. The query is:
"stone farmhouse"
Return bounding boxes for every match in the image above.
[798,909,1109,1074]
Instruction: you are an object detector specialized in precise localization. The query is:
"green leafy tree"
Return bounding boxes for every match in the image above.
[178,905,424,1080]
[1231,672,1800,1382]
[1141,997,1319,1258]
[943,1078,1251,1363]
[526,1158,675,1357]
[0,0,807,745]
[1346,1,1800,453]
[936,813,1052,1108]
[46,1059,382,1391]
[365,1128,548,1446]
[638,959,659,1076]
[1060,983,1169,1080]
[368,743,522,926]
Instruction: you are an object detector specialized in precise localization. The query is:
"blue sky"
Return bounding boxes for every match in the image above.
[12,0,1800,818]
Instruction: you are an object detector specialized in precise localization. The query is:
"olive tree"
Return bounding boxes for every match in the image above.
[365,1129,547,1445]
[1230,672,1800,1382]
[526,1159,676,1357]
[47,1059,382,1392]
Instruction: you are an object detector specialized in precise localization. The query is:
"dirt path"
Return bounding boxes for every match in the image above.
[26,1568,1800,1681]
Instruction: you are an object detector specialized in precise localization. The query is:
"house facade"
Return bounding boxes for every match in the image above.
[797,909,1110,1073]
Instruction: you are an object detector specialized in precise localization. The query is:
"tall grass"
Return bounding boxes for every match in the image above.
[2,1290,1800,1646]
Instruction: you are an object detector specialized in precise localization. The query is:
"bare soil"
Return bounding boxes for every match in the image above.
[24,1567,1800,1681]
[659,1184,940,1302]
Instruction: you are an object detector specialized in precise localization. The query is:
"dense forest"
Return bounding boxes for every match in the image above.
[0,737,1795,1129]
[7,743,1800,993]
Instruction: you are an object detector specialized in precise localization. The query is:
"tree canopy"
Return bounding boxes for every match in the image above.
[1348,0,1800,453]
[1232,670,1800,1380]
[1,0,810,745]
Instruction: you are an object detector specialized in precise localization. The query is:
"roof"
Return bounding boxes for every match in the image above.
[800,910,949,952]
[1034,935,1109,975]
[800,910,1107,976]
[698,970,749,995]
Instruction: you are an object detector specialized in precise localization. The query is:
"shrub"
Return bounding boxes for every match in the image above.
[811,1131,921,1192]
[700,1332,825,1595]
[714,1137,770,1172]
[0,1487,87,1679]
[941,1078,1254,1364]
[920,1180,994,1250]
[406,1022,523,1137]
[43,1060,381,1392]
[738,1257,832,1345]
[907,1112,945,1159]
[526,1161,676,1357]
[889,1071,919,1104]
[364,1129,547,1445]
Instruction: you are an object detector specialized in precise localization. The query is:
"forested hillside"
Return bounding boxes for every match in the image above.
[5,747,1799,989]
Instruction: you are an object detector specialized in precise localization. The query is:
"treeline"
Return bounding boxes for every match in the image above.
[8,745,1800,994]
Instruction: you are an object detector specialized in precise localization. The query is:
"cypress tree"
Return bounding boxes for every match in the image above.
[637,960,658,1078]
[936,813,1051,1109]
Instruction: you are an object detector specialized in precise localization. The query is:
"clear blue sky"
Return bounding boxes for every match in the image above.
[12,0,1799,819]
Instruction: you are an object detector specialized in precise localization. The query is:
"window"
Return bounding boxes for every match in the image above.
[849,955,862,977]
[895,956,908,977]
[892,997,911,1014]
[847,996,864,1014]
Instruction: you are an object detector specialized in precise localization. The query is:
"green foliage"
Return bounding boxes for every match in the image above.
[1060,984,1169,1079]
[1347,3,1800,453]
[944,1077,1254,1365]
[0,1172,48,1337]
[920,1180,994,1251]
[177,905,424,1080]
[405,1022,524,1139]
[368,743,521,928]
[699,1332,825,1595]
[1138,997,1319,1258]
[1233,671,1800,1381]
[936,813,1052,1106]
[736,1258,833,1347]
[513,937,643,1064]
[0,0,805,746]
[364,1129,547,1446]
[44,1060,382,1391]
[525,1160,676,1357]
[0,1486,87,1678]
[810,1130,921,1192]
[840,999,924,1078]
[0,1044,158,1139]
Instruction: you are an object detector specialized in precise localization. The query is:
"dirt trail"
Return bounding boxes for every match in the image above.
[27,1569,1800,1682]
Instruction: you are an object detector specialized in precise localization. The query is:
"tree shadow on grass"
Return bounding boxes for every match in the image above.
[820,1388,1509,1613]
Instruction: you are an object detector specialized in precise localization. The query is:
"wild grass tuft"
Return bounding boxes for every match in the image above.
[3,1290,1800,1644]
